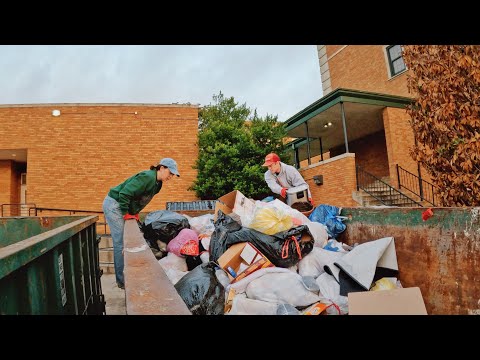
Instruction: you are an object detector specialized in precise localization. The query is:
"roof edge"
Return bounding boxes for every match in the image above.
[284,88,414,129]
[0,103,200,109]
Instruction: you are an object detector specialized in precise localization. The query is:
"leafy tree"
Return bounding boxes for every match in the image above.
[191,92,289,200]
[403,45,480,206]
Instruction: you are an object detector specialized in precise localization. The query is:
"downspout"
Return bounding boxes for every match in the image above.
[340,101,350,153]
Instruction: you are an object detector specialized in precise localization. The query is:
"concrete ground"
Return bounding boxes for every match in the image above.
[101,273,126,315]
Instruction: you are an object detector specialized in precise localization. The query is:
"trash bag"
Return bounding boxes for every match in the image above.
[308,204,347,239]
[210,211,314,268]
[140,210,190,250]
[174,261,225,315]
[249,207,294,235]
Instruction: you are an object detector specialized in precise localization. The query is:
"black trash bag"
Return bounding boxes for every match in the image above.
[140,210,190,250]
[174,261,225,315]
[210,211,314,268]
[184,241,207,271]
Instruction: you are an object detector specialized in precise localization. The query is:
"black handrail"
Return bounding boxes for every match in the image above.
[0,203,37,217]
[36,207,108,235]
[356,166,422,207]
[396,165,439,206]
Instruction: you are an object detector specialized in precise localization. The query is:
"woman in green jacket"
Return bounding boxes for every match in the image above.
[102,158,180,289]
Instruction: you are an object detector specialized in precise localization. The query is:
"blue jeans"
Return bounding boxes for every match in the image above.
[102,195,125,287]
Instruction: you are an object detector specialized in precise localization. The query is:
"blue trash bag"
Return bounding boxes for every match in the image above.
[308,204,347,239]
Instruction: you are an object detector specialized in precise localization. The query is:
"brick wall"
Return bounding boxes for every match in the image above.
[300,153,358,207]
[383,107,419,186]
[326,45,410,97]
[0,160,13,206]
[345,131,389,180]
[0,105,200,212]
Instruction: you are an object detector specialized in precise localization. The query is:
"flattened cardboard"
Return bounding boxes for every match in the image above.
[214,190,255,221]
[348,287,428,315]
[217,242,273,283]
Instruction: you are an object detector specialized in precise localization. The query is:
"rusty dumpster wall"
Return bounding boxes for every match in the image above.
[338,207,480,315]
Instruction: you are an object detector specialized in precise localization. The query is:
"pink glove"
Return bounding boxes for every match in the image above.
[280,188,287,198]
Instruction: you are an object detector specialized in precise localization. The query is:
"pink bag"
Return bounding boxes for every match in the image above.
[167,228,199,257]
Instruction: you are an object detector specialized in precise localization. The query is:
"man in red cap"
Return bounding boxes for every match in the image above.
[262,153,313,206]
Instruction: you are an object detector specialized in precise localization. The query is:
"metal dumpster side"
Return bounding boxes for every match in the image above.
[0,216,105,315]
[338,207,480,315]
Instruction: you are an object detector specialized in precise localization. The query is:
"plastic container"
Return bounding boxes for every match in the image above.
[286,185,309,207]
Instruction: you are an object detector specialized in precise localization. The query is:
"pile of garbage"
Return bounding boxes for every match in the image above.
[140,195,404,315]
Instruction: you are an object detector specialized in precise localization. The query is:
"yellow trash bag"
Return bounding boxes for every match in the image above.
[370,277,396,291]
[249,207,294,235]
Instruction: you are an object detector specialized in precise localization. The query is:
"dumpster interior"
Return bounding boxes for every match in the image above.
[136,191,479,315]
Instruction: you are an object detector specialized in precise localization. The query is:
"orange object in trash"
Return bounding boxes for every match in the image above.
[180,240,200,256]
[422,208,433,221]
[302,302,328,315]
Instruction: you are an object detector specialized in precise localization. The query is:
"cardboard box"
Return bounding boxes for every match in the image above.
[218,242,274,283]
[224,288,236,314]
[348,287,428,315]
[214,190,255,221]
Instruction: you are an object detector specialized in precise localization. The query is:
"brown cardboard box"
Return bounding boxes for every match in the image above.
[214,190,255,221]
[348,287,428,315]
[217,242,274,283]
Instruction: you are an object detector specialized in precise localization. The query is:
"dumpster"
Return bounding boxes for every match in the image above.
[0,216,105,315]
[338,207,480,315]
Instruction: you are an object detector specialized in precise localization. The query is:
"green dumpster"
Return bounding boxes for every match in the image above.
[338,207,480,315]
[0,216,105,315]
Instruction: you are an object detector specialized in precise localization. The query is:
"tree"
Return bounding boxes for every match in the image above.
[403,45,480,206]
[191,92,289,200]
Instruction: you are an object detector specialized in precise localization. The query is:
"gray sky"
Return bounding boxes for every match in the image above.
[0,45,323,122]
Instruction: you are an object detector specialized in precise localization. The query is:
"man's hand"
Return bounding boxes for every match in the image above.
[123,213,139,221]
[308,197,314,207]
[280,188,287,198]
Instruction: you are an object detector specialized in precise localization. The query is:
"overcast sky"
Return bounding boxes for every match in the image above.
[0,45,323,122]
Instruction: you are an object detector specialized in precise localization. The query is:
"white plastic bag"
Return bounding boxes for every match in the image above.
[245,272,320,307]
[298,247,346,278]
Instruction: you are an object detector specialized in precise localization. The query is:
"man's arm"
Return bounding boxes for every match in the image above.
[264,171,283,195]
[289,167,312,198]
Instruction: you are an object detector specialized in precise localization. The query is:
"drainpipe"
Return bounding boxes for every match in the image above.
[319,137,324,161]
[340,101,349,153]
[305,121,311,165]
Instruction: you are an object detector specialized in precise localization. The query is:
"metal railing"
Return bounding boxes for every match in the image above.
[356,166,422,207]
[396,165,439,206]
[36,207,108,235]
[0,203,37,217]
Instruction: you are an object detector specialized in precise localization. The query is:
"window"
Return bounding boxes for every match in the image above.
[386,45,406,77]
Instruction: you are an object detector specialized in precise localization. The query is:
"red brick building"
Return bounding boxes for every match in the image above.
[286,45,435,207]
[0,104,199,216]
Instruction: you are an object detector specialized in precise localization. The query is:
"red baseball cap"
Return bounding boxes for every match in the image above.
[262,153,280,166]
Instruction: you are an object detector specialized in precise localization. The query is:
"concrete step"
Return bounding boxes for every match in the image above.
[99,248,114,263]
[99,235,113,249]
[100,262,115,274]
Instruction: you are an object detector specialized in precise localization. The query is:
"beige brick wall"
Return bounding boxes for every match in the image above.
[326,45,410,97]
[346,131,389,180]
[300,154,358,207]
[383,107,419,186]
[0,105,200,212]
[0,160,13,205]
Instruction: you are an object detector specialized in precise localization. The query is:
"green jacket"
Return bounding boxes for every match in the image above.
[108,170,162,215]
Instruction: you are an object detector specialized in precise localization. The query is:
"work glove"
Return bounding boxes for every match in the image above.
[280,188,288,198]
[123,213,139,221]
[309,198,314,207]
